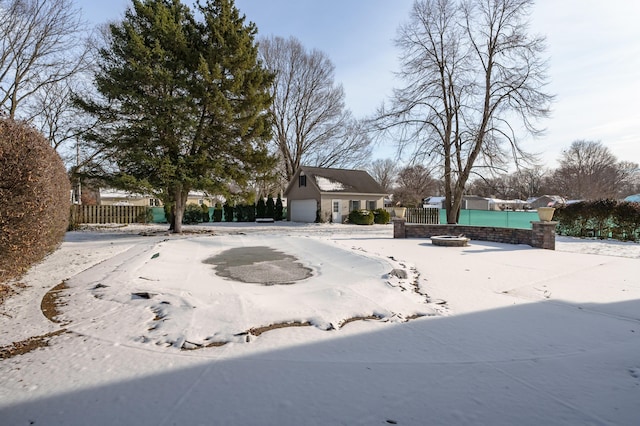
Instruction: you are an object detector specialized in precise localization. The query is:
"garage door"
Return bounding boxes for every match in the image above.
[290,199,317,222]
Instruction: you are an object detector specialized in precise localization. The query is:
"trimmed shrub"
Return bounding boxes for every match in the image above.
[135,207,154,224]
[0,118,70,284]
[612,201,640,241]
[348,209,374,225]
[373,208,391,224]
[223,203,234,222]
[201,203,210,222]
[163,203,174,225]
[256,197,266,218]
[266,195,275,219]
[316,208,328,223]
[183,203,203,224]
[235,204,256,222]
[555,202,588,236]
[590,199,616,238]
[275,195,284,221]
[213,203,223,222]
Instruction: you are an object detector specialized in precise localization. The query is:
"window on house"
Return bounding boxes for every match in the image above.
[367,200,376,210]
[349,200,360,211]
[149,198,161,207]
[299,174,306,187]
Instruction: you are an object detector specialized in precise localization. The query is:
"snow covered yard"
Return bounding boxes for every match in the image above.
[1,222,639,425]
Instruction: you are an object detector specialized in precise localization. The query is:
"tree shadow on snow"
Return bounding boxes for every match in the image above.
[3,299,640,426]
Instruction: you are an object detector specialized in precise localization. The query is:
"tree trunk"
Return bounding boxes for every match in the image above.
[170,185,189,234]
[444,157,459,224]
[168,205,176,231]
[446,196,462,224]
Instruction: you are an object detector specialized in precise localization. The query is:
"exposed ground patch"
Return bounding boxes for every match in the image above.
[0,281,27,309]
[0,282,70,359]
[41,282,69,324]
[0,330,68,360]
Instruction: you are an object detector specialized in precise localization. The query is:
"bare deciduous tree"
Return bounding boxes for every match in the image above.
[0,0,89,119]
[393,164,437,207]
[259,35,371,183]
[368,158,398,194]
[508,167,548,200]
[467,175,510,198]
[375,0,552,223]
[549,140,638,199]
[468,166,547,200]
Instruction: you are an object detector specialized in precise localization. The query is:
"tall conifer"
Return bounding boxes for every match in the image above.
[77,0,274,232]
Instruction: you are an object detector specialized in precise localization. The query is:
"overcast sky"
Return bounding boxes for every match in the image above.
[77,0,640,170]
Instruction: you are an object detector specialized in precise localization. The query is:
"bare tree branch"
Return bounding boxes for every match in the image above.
[0,0,90,119]
[548,140,638,199]
[372,0,552,223]
[259,35,372,183]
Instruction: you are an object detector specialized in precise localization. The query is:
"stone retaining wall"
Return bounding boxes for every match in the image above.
[393,219,558,250]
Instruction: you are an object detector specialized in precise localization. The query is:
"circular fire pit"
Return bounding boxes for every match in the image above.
[431,235,470,247]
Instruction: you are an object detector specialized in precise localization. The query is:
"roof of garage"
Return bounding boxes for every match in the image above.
[285,166,386,196]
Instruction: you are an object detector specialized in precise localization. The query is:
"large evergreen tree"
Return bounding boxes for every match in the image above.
[77,0,274,232]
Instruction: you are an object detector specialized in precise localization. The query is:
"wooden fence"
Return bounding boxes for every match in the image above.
[405,207,440,224]
[70,205,150,225]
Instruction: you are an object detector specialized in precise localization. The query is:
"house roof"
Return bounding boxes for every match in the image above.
[100,189,148,199]
[527,195,567,206]
[285,166,386,196]
[99,188,215,199]
[463,195,490,201]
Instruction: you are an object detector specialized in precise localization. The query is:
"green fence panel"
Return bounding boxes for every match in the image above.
[151,207,166,223]
[439,209,539,229]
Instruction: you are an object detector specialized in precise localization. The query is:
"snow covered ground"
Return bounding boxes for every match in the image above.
[1,222,639,425]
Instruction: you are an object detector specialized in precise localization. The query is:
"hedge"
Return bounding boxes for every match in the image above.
[0,119,70,284]
[555,200,640,241]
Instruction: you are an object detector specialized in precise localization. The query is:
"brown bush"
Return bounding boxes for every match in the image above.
[0,118,70,284]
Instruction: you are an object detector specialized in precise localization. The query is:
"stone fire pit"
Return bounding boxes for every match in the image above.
[431,235,470,247]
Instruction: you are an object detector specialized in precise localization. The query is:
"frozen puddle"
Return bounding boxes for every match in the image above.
[204,246,313,285]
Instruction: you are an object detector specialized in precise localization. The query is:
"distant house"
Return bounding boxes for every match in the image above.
[99,189,153,206]
[462,195,491,210]
[423,196,446,209]
[529,195,566,209]
[284,166,387,223]
[99,188,218,207]
[487,198,528,211]
[424,195,528,211]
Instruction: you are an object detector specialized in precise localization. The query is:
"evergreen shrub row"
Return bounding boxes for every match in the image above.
[213,204,223,222]
[554,199,640,241]
[180,195,285,224]
[183,203,208,224]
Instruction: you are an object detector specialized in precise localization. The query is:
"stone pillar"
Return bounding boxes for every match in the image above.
[393,218,406,239]
[531,221,558,250]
